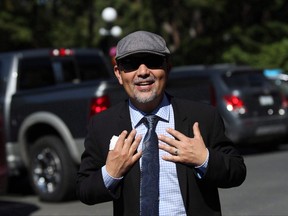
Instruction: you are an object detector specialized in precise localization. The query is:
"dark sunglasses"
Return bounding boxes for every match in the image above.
[117,55,166,72]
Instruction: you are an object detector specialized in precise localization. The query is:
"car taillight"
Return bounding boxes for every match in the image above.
[281,95,288,108]
[223,95,246,114]
[90,96,110,117]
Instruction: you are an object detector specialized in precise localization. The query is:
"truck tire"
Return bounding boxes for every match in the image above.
[28,135,77,202]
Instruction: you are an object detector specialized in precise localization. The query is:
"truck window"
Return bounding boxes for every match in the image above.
[167,76,213,104]
[76,55,110,81]
[55,58,78,83]
[52,54,110,83]
[18,57,55,90]
[0,58,9,93]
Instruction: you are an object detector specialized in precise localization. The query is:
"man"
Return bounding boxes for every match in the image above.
[76,30,246,216]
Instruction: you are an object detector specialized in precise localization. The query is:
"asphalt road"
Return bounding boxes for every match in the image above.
[1,143,288,216]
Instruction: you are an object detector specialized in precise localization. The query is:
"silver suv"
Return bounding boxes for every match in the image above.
[167,64,288,145]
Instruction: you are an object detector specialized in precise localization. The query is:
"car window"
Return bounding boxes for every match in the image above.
[18,57,56,90]
[53,58,78,83]
[53,54,110,83]
[76,54,110,81]
[0,57,15,93]
[222,70,268,88]
[167,75,214,105]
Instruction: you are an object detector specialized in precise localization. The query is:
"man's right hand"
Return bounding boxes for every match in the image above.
[105,129,142,178]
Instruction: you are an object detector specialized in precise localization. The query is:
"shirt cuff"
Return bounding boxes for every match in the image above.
[194,148,209,179]
[101,166,123,191]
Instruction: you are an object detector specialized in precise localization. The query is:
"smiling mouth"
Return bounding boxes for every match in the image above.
[134,77,155,86]
[136,81,154,86]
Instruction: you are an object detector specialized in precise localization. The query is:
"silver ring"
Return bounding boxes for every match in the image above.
[174,148,178,156]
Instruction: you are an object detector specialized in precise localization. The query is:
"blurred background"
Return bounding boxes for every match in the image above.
[1,0,288,69]
[1,1,288,215]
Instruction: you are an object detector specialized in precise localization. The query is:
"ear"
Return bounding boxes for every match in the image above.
[114,65,123,85]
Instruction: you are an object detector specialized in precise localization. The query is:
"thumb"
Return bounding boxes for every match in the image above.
[193,122,202,138]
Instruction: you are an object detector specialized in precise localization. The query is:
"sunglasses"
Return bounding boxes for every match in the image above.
[118,55,166,72]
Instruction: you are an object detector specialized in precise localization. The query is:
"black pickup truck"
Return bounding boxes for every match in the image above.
[0,48,126,202]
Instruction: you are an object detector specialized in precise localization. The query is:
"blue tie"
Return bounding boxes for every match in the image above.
[140,115,160,216]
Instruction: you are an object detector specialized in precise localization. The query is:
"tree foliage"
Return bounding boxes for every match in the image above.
[1,0,288,71]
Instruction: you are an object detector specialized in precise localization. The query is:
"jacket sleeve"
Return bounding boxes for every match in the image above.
[76,116,120,205]
[202,109,247,188]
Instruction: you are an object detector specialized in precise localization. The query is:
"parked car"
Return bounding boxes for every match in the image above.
[167,64,288,145]
[0,48,126,201]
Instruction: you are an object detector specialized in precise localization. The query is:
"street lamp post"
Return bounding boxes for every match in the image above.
[99,7,122,64]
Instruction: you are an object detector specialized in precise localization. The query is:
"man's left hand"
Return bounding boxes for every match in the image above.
[158,122,208,166]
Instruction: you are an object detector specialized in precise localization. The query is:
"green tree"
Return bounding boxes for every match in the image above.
[221,0,288,71]
[1,0,288,71]
[0,0,32,51]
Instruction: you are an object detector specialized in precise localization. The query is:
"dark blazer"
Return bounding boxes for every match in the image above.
[76,95,246,216]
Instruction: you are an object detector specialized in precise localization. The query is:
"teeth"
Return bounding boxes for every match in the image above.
[138,82,150,86]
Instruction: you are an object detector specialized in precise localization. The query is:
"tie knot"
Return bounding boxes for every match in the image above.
[143,114,159,129]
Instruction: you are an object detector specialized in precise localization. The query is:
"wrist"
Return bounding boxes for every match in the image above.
[195,148,209,168]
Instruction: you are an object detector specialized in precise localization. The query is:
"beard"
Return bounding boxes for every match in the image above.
[133,87,158,104]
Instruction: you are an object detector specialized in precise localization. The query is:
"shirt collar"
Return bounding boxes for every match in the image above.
[129,94,170,128]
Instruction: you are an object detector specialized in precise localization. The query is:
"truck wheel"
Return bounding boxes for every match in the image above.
[29,135,77,202]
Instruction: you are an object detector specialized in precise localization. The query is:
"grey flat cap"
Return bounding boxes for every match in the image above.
[115,31,170,60]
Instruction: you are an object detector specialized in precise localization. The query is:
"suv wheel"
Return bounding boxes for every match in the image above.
[29,135,77,202]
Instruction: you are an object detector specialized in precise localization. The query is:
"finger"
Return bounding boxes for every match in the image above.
[159,143,178,156]
[166,127,187,141]
[114,130,128,149]
[131,150,142,163]
[193,122,202,138]
[158,134,178,148]
[122,129,137,151]
[129,134,142,155]
[161,154,180,163]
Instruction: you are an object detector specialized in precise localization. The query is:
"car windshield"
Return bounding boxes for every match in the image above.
[222,70,269,88]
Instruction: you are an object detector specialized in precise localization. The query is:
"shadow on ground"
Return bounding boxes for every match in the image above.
[6,175,34,196]
[0,174,38,216]
[0,200,39,216]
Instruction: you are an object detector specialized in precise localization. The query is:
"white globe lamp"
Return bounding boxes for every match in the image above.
[101,7,117,22]
[111,26,122,37]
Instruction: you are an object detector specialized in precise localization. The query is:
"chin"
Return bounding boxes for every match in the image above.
[134,92,158,104]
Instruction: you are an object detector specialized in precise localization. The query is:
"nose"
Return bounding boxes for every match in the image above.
[137,64,150,76]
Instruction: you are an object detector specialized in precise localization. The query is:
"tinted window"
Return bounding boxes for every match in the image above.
[76,54,110,81]
[18,57,55,90]
[167,75,214,104]
[17,52,110,90]
[222,70,269,88]
[55,58,78,83]
[0,57,11,93]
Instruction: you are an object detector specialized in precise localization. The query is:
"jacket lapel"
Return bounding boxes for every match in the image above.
[118,101,132,131]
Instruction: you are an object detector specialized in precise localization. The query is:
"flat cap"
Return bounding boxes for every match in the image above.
[115,31,170,60]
